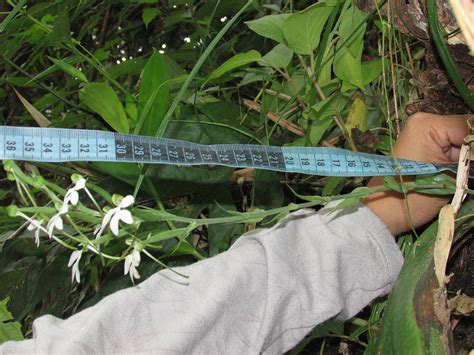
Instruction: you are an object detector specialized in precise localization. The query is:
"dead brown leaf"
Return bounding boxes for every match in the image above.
[434,204,455,288]
[12,87,50,127]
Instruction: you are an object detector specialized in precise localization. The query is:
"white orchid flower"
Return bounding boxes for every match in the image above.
[61,177,86,212]
[68,250,82,283]
[47,213,64,239]
[15,212,48,247]
[95,195,134,238]
[124,245,141,283]
[27,219,44,247]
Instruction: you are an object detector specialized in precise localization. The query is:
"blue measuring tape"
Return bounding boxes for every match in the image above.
[0,126,466,177]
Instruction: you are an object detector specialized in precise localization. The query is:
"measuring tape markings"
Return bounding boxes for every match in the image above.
[0,126,457,177]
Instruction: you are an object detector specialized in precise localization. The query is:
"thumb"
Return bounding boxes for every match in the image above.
[429,114,471,162]
[431,114,471,147]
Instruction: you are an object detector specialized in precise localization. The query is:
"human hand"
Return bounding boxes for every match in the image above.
[363,112,471,235]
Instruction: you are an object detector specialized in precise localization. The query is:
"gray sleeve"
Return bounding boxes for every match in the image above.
[1,203,403,354]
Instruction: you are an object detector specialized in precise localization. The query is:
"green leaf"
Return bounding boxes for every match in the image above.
[415,173,456,195]
[383,176,404,193]
[0,0,27,33]
[287,185,329,203]
[136,52,169,135]
[309,116,334,146]
[333,5,367,89]
[322,176,347,196]
[0,297,23,344]
[48,57,88,83]
[207,50,261,81]
[142,8,160,28]
[334,46,364,89]
[245,14,290,43]
[282,3,333,55]
[47,6,71,45]
[145,227,191,244]
[331,186,371,211]
[79,83,129,133]
[361,58,383,86]
[259,43,293,68]
[125,94,138,123]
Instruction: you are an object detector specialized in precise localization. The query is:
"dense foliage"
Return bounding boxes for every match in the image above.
[0,0,472,352]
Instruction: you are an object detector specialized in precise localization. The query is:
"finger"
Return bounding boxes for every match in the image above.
[446,146,461,162]
[431,114,471,149]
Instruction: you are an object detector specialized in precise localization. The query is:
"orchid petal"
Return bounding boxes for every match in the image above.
[72,264,80,283]
[132,267,140,280]
[68,250,82,267]
[75,178,86,190]
[101,208,116,229]
[118,210,133,225]
[59,203,69,214]
[132,249,141,266]
[34,229,40,247]
[124,255,132,275]
[120,195,135,208]
[69,191,79,205]
[110,213,120,236]
[54,215,64,230]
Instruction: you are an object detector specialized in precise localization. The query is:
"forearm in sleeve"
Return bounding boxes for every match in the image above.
[1,202,403,354]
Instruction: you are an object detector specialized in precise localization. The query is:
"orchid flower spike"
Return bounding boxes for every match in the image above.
[95,195,135,238]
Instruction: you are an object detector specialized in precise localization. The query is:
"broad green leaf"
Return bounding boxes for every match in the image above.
[0,298,23,344]
[142,8,160,28]
[282,3,333,55]
[79,83,129,133]
[337,4,366,57]
[309,92,349,121]
[245,14,290,43]
[333,5,367,88]
[125,94,138,123]
[136,52,169,135]
[333,46,364,89]
[48,57,88,83]
[361,58,383,86]
[259,43,293,68]
[309,115,333,146]
[207,50,261,81]
[317,44,335,86]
